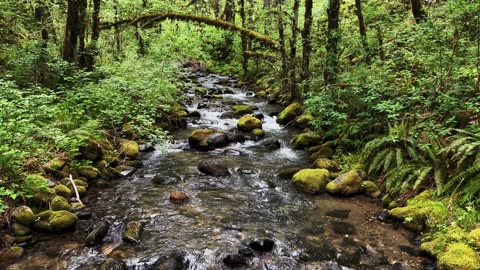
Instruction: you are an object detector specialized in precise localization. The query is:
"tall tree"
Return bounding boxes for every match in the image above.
[288,0,300,101]
[300,0,313,93]
[410,0,427,23]
[355,0,370,64]
[63,0,87,65]
[276,0,288,91]
[324,0,341,85]
[239,0,249,76]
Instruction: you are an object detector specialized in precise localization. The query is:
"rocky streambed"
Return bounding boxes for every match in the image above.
[1,70,436,270]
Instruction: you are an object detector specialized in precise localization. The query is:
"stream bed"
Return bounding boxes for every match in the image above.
[3,71,434,270]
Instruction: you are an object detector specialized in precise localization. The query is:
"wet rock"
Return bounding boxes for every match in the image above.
[237,114,262,132]
[169,191,190,204]
[252,112,264,121]
[123,221,144,243]
[300,237,337,262]
[188,129,217,151]
[73,207,92,219]
[119,139,139,158]
[292,132,322,149]
[11,223,31,236]
[378,210,396,223]
[209,132,230,148]
[251,128,265,140]
[326,209,350,219]
[398,245,421,256]
[277,167,302,180]
[123,160,143,168]
[152,175,179,185]
[237,168,256,175]
[331,221,356,235]
[0,246,24,263]
[223,254,247,267]
[139,143,155,152]
[238,247,254,256]
[261,138,281,150]
[326,170,365,196]
[115,165,137,177]
[85,220,109,246]
[99,256,127,270]
[248,239,275,252]
[292,169,330,193]
[337,248,362,266]
[198,159,230,176]
[362,180,382,198]
[232,104,258,117]
[360,245,390,266]
[188,110,201,118]
[11,206,35,226]
[79,140,103,161]
[276,102,304,125]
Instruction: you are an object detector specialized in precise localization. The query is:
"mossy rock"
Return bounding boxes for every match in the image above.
[232,104,257,116]
[79,139,103,161]
[467,228,480,249]
[292,132,322,150]
[11,223,31,236]
[313,158,341,172]
[309,146,334,160]
[362,181,382,199]
[76,186,87,197]
[292,169,330,193]
[29,187,56,207]
[237,114,262,132]
[252,128,265,140]
[51,196,71,211]
[0,246,24,263]
[48,210,78,230]
[276,102,304,125]
[122,122,137,139]
[389,191,449,232]
[119,139,139,158]
[294,114,314,129]
[123,221,144,243]
[438,242,480,270]
[53,184,73,199]
[188,129,215,147]
[45,158,66,170]
[420,225,466,256]
[11,206,35,226]
[65,179,88,190]
[326,170,364,196]
[175,110,188,118]
[77,166,100,180]
[278,168,303,180]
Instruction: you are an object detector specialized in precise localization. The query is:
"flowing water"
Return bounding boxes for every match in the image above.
[3,71,433,270]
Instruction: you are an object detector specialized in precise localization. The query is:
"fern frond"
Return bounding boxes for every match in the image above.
[395,148,404,166]
[385,164,414,190]
[384,151,394,172]
[369,148,391,174]
[412,167,432,190]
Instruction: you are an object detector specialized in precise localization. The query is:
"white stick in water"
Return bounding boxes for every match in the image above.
[69,174,83,206]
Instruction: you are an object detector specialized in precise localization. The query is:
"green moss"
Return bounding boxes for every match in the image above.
[175,110,188,118]
[237,114,262,132]
[0,246,24,263]
[45,158,66,170]
[421,225,466,256]
[438,242,480,270]
[119,139,139,158]
[65,179,88,190]
[389,193,449,232]
[325,170,364,196]
[277,102,304,125]
[292,132,322,149]
[53,184,73,199]
[51,196,70,211]
[35,210,53,221]
[292,169,330,193]
[77,166,100,180]
[294,114,314,129]
[467,228,480,249]
[309,146,334,160]
[252,128,265,140]
[232,104,257,116]
[123,221,144,242]
[313,158,341,172]
[48,210,78,230]
[362,181,382,199]
[11,206,35,226]
[11,223,31,236]
[188,129,215,146]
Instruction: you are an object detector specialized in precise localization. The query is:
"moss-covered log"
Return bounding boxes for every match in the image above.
[101,13,279,49]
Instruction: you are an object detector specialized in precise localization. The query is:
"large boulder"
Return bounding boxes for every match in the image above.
[11,206,35,226]
[292,132,322,149]
[198,159,230,176]
[119,139,139,158]
[188,129,229,151]
[232,104,258,117]
[237,114,262,132]
[276,102,304,125]
[292,169,330,193]
[294,114,314,129]
[32,210,78,232]
[325,170,364,196]
[51,195,71,211]
[438,242,480,270]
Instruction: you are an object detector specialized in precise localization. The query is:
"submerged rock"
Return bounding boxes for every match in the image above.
[325,170,364,196]
[223,254,247,267]
[0,246,24,263]
[261,138,281,150]
[169,191,190,204]
[292,169,330,193]
[331,221,356,235]
[248,239,275,252]
[198,159,230,176]
[123,221,144,243]
[99,256,127,270]
[85,221,109,246]
[278,167,302,179]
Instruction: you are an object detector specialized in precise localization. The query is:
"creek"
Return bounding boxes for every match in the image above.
[4,70,433,270]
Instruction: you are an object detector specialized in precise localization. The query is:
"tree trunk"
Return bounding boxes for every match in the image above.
[263,0,271,35]
[77,0,87,68]
[301,0,313,93]
[276,0,288,93]
[410,0,426,23]
[63,0,87,65]
[114,0,121,53]
[355,0,370,64]
[85,0,101,70]
[376,26,385,61]
[240,0,249,76]
[324,0,341,85]
[34,1,49,47]
[288,0,300,102]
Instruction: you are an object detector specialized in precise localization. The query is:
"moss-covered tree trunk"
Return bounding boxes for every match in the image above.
[376,26,385,61]
[62,0,87,65]
[410,0,426,23]
[85,0,101,70]
[301,0,313,94]
[324,0,341,85]
[355,0,370,64]
[77,0,87,68]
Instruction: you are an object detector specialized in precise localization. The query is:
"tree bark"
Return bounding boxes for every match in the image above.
[77,0,88,68]
[376,26,385,61]
[324,0,341,85]
[63,0,87,65]
[355,0,370,64]
[114,0,121,53]
[288,0,300,102]
[240,0,249,76]
[276,0,288,91]
[410,0,426,23]
[301,0,313,93]
[85,0,101,70]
